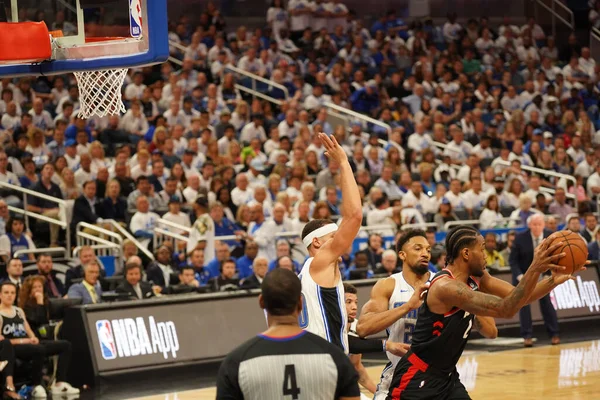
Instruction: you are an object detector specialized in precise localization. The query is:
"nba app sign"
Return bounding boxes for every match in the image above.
[551,275,600,313]
[129,0,143,38]
[96,317,179,361]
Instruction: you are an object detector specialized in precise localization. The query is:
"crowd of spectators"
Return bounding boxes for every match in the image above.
[0,2,598,299]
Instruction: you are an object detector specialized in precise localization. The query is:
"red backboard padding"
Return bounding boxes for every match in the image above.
[0,22,52,63]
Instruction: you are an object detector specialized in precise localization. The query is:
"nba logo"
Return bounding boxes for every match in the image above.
[129,0,143,38]
[96,320,117,360]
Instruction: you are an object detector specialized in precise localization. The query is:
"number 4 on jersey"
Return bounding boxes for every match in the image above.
[283,364,301,399]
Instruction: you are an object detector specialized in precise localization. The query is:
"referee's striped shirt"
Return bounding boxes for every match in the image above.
[217,330,360,399]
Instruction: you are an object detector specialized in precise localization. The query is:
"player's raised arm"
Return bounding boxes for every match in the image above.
[311,132,362,271]
[433,239,566,318]
[356,278,427,337]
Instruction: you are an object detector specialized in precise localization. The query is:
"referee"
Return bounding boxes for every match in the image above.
[216,268,361,400]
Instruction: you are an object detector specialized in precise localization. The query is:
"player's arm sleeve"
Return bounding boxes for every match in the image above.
[216,355,243,400]
[332,352,361,399]
[348,335,384,354]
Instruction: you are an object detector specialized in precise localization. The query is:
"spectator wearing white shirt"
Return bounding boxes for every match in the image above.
[579,47,596,77]
[509,140,534,167]
[566,135,586,165]
[246,159,269,189]
[231,174,255,207]
[1,102,20,131]
[28,99,54,130]
[463,178,492,212]
[253,203,294,261]
[401,181,430,215]
[130,196,160,249]
[472,136,494,159]
[278,110,301,139]
[217,125,236,156]
[574,149,596,178]
[407,122,435,154]
[524,175,552,203]
[163,100,187,128]
[288,0,312,40]
[501,86,521,112]
[239,114,267,144]
[237,48,265,76]
[119,101,149,140]
[479,194,506,229]
[304,84,331,111]
[310,0,331,33]
[443,126,473,163]
[373,165,404,200]
[162,197,191,233]
[124,72,147,101]
[366,195,401,237]
[587,164,600,200]
[74,154,96,187]
[442,13,462,43]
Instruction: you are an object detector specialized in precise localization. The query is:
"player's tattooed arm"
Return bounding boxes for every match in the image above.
[433,274,537,319]
[473,316,498,339]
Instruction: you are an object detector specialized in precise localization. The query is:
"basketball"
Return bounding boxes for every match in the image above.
[546,230,588,275]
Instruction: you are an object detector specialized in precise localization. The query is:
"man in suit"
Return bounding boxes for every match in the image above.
[510,214,559,347]
[70,180,102,233]
[66,260,103,304]
[587,229,600,260]
[240,257,268,289]
[580,213,598,244]
[37,253,65,298]
[116,257,156,300]
[65,246,106,290]
[146,245,179,290]
[2,258,23,304]
[162,266,201,294]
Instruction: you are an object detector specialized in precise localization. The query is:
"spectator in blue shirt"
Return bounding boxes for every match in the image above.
[211,202,245,247]
[370,14,387,36]
[65,116,92,142]
[206,241,236,278]
[188,248,215,285]
[350,80,380,115]
[385,9,409,40]
[236,241,259,279]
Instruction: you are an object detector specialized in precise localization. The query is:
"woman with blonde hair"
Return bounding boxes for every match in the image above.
[561,109,576,127]
[25,127,49,159]
[89,141,108,173]
[59,168,81,200]
[148,126,167,153]
[510,110,525,135]
[235,204,252,231]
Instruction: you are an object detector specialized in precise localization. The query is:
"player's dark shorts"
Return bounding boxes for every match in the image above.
[385,351,471,400]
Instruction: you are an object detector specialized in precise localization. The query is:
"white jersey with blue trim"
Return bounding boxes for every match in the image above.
[374,271,428,400]
[298,257,349,354]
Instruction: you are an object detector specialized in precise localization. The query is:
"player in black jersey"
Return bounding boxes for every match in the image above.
[386,226,586,400]
[217,268,360,400]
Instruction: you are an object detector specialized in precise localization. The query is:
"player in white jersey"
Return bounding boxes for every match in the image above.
[357,230,432,400]
[298,132,363,354]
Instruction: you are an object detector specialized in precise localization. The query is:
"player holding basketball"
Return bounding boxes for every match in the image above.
[299,132,363,353]
[385,226,584,400]
[356,229,498,400]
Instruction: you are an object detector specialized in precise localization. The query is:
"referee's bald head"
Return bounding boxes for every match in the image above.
[260,268,302,317]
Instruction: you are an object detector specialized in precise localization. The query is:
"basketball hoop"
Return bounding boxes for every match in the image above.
[74,68,128,119]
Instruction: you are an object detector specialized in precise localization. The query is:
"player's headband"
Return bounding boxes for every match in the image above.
[303,223,338,248]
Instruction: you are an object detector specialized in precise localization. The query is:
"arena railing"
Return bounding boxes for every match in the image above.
[13,247,67,260]
[103,219,155,261]
[0,181,70,258]
[493,160,578,209]
[444,217,522,231]
[532,0,574,37]
[224,64,289,99]
[401,222,438,231]
[73,244,123,271]
[591,28,600,64]
[324,102,392,136]
[75,221,122,248]
[153,218,192,250]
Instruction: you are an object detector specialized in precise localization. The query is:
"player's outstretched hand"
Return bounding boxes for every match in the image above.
[406,282,430,310]
[550,260,590,285]
[318,132,348,165]
[386,341,411,357]
[530,238,566,275]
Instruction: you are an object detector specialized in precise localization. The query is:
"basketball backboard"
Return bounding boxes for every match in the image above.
[0,0,168,77]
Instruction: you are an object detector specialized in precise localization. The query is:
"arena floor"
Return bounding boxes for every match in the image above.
[126,339,600,400]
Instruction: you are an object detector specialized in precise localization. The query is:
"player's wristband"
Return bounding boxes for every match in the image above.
[383,340,387,352]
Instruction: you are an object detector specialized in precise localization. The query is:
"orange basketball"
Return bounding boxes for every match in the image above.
[546,230,588,275]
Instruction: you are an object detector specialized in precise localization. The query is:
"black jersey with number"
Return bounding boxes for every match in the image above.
[410,269,479,375]
[216,330,359,400]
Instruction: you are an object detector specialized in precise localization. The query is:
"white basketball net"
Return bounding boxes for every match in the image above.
[73,68,129,118]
